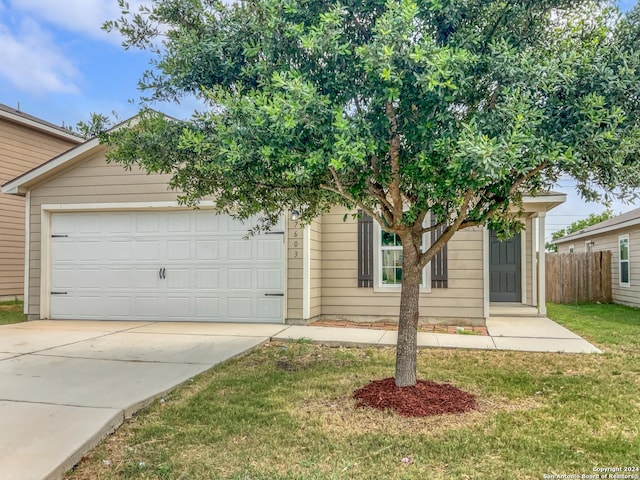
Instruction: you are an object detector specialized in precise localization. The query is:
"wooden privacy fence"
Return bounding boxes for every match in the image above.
[546,251,612,304]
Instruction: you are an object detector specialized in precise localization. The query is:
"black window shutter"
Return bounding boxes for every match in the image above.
[431,216,448,288]
[357,211,374,287]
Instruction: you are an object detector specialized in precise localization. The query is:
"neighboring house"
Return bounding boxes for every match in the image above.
[0,103,82,300]
[2,132,565,324]
[553,207,640,308]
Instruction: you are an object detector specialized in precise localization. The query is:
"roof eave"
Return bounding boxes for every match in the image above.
[1,137,103,195]
[553,217,640,244]
[0,109,83,143]
[520,193,567,213]
[0,114,146,196]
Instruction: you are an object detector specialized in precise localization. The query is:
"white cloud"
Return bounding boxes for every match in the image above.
[7,0,149,44]
[0,17,80,94]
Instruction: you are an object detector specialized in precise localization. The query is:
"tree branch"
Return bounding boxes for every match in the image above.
[385,102,403,225]
[366,182,394,227]
[418,188,474,269]
[319,183,384,226]
[458,161,551,231]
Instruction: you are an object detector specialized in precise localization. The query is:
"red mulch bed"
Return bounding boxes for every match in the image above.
[353,377,478,417]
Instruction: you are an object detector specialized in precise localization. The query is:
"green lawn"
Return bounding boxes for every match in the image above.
[68,304,640,480]
[0,300,27,325]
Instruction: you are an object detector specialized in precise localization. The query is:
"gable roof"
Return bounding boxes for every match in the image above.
[553,206,640,244]
[1,114,146,196]
[0,103,83,143]
[1,136,102,196]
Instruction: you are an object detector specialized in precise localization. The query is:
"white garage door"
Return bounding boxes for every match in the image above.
[49,210,285,322]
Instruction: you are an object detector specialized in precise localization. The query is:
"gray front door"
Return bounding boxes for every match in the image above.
[489,231,521,302]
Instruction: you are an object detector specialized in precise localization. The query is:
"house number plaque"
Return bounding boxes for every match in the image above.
[293,222,299,258]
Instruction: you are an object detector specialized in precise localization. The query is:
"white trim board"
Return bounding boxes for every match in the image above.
[23,191,30,314]
[302,224,311,320]
[521,228,527,304]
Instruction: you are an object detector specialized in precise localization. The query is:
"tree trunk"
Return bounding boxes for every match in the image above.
[394,238,422,387]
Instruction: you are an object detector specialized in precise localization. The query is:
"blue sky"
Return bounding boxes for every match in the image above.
[0,0,638,237]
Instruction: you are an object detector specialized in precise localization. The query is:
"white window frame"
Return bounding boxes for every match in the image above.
[585,240,594,253]
[373,222,431,292]
[568,244,575,253]
[619,234,630,287]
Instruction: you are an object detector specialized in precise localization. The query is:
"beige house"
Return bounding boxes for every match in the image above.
[553,207,640,308]
[0,103,82,300]
[2,133,565,324]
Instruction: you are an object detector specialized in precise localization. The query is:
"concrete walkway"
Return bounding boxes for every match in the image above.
[274,317,601,354]
[0,316,600,480]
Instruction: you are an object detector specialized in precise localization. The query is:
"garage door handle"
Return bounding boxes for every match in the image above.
[264,293,284,297]
[159,268,166,279]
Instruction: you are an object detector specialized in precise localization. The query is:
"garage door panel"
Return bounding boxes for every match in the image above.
[257,297,282,321]
[134,297,162,318]
[167,211,191,232]
[196,240,219,260]
[76,268,103,289]
[228,269,253,290]
[134,268,161,289]
[76,242,102,262]
[135,212,160,233]
[51,214,77,234]
[52,242,79,262]
[195,212,220,232]
[107,268,133,289]
[165,296,191,319]
[195,269,219,289]
[76,296,102,317]
[227,298,253,318]
[51,295,75,317]
[194,297,219,318]
[52,267,75,289]
[107,241,133,261]
[167,240,190,260]
[226,217,253,232]
[134,241,161,261]
[105,296,131,317]
[228,240,253,260]
[50,210,284,322]
[106,213,133,234]
[258,269,282,289]
[78,215,101,234]
[166,268,190,289]
[258,238,283,261]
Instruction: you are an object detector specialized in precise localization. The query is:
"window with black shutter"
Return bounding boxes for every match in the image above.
[430,216,448,288]
[357,212,374,287]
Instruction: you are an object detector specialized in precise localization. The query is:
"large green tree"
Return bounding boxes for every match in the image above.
[104,0,640,387]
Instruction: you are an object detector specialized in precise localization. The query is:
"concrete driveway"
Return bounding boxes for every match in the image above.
[0,320,288,480]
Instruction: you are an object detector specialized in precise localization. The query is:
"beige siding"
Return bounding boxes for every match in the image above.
[556,228,640,308]
[309,217,322,319]
[0,118,77,297]
[318,207,484,324]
